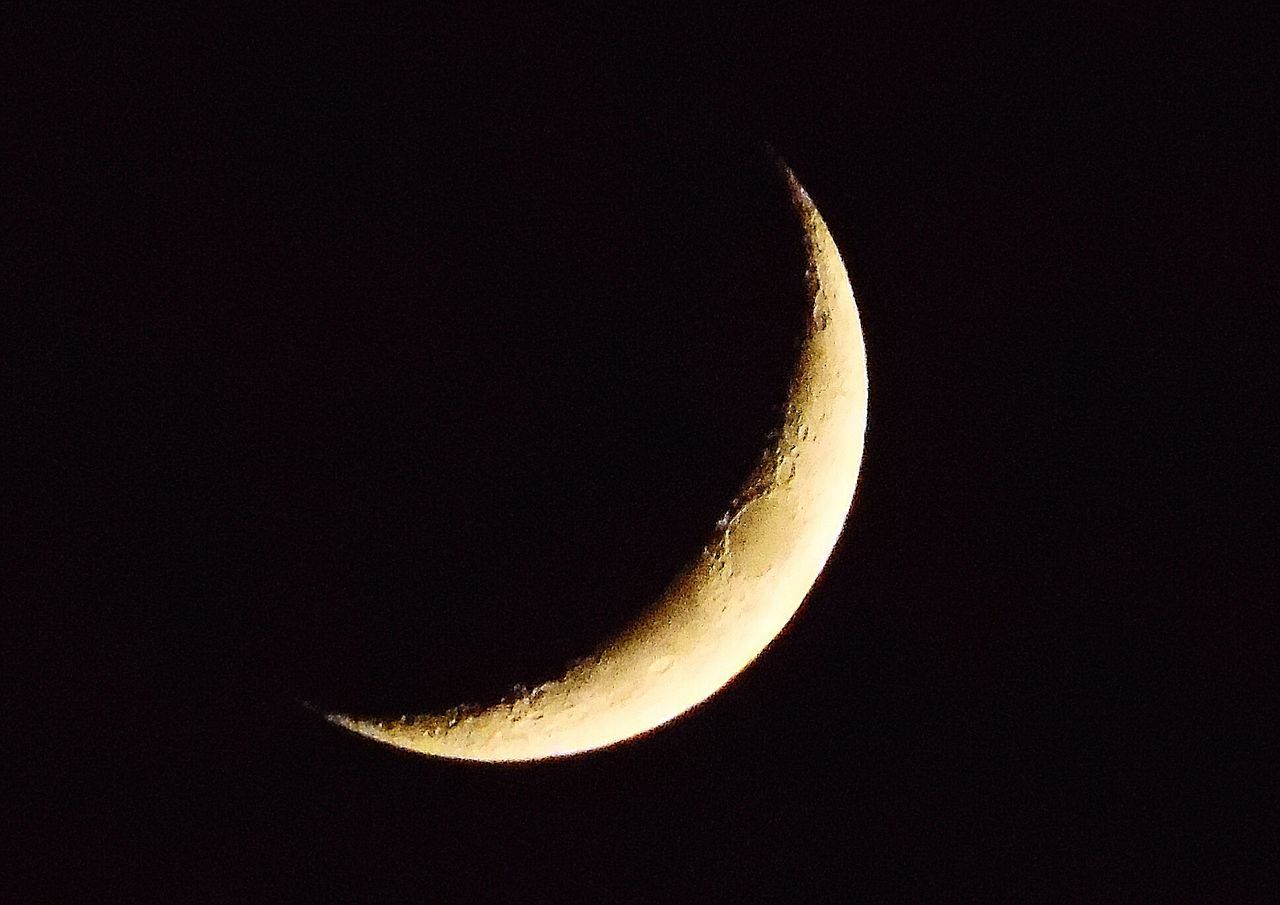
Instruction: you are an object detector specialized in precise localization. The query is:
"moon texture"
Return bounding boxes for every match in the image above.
[326,165,868,761]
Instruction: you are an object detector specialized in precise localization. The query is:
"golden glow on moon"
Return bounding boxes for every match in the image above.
[326,165,868,761]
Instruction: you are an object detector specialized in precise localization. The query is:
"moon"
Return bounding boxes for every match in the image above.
[324,164,868,761]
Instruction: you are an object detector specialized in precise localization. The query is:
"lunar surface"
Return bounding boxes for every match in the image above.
[325,164,868,761]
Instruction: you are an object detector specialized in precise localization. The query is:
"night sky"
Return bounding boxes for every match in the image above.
[11,4,1270,900]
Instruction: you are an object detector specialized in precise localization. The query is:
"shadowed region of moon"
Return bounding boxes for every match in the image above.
[249,132,817,725]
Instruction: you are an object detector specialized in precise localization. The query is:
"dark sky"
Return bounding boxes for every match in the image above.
[10,4,1271,901]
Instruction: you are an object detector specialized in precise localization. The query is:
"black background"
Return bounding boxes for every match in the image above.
[10,3,1273,901]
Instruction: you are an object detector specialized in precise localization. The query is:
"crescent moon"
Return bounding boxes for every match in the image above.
[325,164,868,761]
